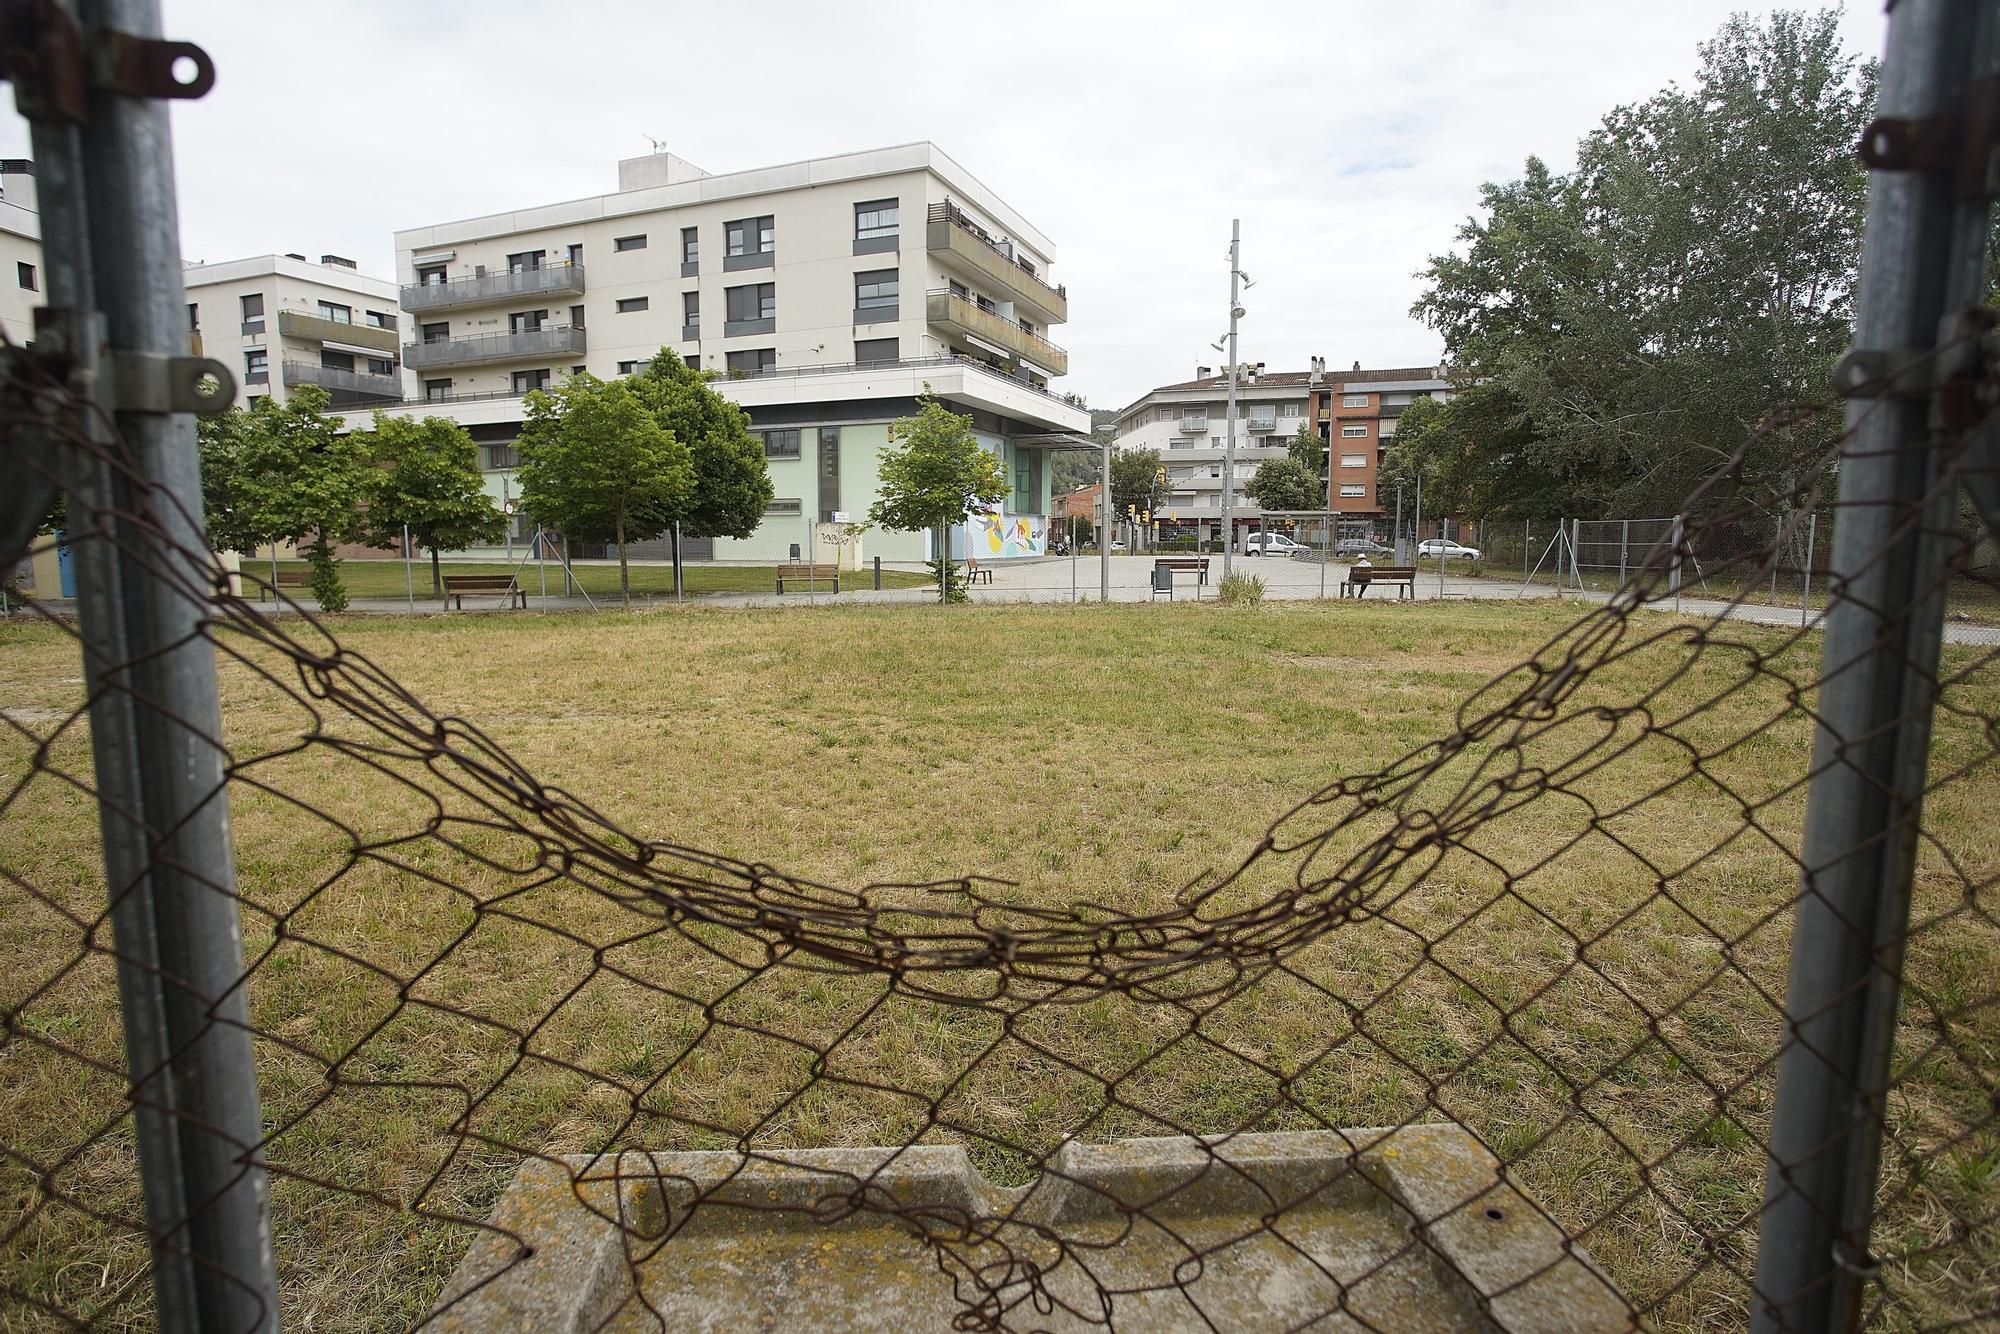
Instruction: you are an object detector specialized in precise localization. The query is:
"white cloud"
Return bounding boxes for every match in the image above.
[0,0,1881,409]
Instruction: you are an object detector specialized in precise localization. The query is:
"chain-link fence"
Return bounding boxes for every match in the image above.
[4,3,2000,1333]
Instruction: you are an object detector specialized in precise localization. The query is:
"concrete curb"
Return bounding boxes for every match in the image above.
[429,1125,1635,1331]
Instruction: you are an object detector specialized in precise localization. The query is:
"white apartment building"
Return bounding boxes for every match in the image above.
[1116,362,1454,528]
[358,142,1086,563]
[1112,364,1315,532]
[0,160,42,348]
[182,254,403,410]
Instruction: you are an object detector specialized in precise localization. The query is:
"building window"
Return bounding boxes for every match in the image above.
[244,349,268,381]
[320,349,355,372]
[570,304,585,329]
[1339,484,1367,498]
[187,303,199,331]
[246,395,266,410]
[425,378,452,401]
[1341,424,1368,438]
[617,360,640,375]
[509,309,549,333]
[1342,393,1368,407]
[365,308,396,330]
[854,337,898,364]
[763,428,801,459]
[318,301,351,324]
[368,357,395,376]
[614,234,647,252]
[682,290,700,334]
[616,296,649,313]
[726,215,775,257]
[506,250,544,273]
[948,279,969,301]
[683,354,700,370]
[567,243,583,267]
[416,264,446,287]
[1340,453,1367,468]
[855,199,898,240]
[725,283,774,324]
[512,369,551,394]
[727,348,775,376]
[1282,403,1301,417]
[765,497,803,516]
[239,292,262,333]
[680,227,698,267]
[854,268,898,314]
[485,444,520,470]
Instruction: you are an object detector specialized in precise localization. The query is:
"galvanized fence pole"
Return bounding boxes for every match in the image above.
[1753,1,1997,1329]
[1801,511,1816,628]
[1670,514,1684,611]
[19,1,281,1328]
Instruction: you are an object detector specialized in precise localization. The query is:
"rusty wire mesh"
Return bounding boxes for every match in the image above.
[0,352,1995,1332]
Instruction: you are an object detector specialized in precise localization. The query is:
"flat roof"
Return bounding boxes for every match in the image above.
[394,142,1055,263]
[182,253,399,301]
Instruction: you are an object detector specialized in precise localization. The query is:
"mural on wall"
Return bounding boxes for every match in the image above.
[969,506,1046,559]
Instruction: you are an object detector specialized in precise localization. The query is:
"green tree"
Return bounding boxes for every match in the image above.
[629,351,772,586]
[1244,457,1323,513]
[1412,8,1871,517]
[868,395,1007,604]
[196,404,266,558]
[1110,446,1163,520]
[218,387,372,610]
[516,374,694,606]
[355,414,505,599]
[1286,421,1326,483]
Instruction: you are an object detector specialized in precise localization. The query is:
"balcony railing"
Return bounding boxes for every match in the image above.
[1247,416,1279,433]
[282,361,403,400]
[404,325,587,370]
[400,262,587,314]
[390,353,1082,411]
[1177,416,1208,434]
[925,290,1068,377]
[276,309,400,353]
[925,202,1067,323]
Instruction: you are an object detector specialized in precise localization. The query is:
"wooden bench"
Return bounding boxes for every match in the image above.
[443,573,527,610]
[1152,556,1211,599]
[775,562,840,594]
[257,569,310,601]
[1339,564,1416,599]
[962,563,993,585]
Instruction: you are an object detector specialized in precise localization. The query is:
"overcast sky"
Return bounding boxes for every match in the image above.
[0,1,1882,411]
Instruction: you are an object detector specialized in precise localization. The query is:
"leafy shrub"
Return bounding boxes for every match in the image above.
[1217,572,1264,607]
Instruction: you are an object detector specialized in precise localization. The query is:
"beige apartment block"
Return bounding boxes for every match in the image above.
[182,253,403,410]
[361,142,1086,565]
[0,160,42,349]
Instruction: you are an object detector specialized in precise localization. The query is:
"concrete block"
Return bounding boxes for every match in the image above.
[432,1125,1636,1331]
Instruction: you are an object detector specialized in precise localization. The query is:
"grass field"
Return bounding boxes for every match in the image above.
[252,557,933,603]
[1,598,1993,1330]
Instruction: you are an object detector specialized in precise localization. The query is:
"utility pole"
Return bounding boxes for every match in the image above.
[1221,219,1243,579]
[1099,435,1111,603]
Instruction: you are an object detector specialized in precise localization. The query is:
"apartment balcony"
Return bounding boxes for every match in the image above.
[1247,416,1279,434]
[282,361,402,402]
[926,202,1067,323]
[925,290,1068,377]
[404,325,586,370]
[400,262,587,315]
[1176,415,1208,435]
[277,309,399,355]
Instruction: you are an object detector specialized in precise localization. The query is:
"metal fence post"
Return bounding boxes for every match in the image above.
[1669,514,1684,611]
[1801,511,1816,627]
[20,1,280,1328]
[1753,2,1995,1329]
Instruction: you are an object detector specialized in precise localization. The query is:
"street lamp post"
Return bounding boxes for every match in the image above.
[1221,219,1245,580]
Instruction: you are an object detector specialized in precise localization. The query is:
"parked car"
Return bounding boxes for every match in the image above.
[1244,534,1304,556]
[1337,538,1393,556]
[1416,538,1483,561]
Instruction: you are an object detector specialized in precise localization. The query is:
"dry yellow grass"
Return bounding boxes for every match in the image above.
[0,598,1993,1331]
